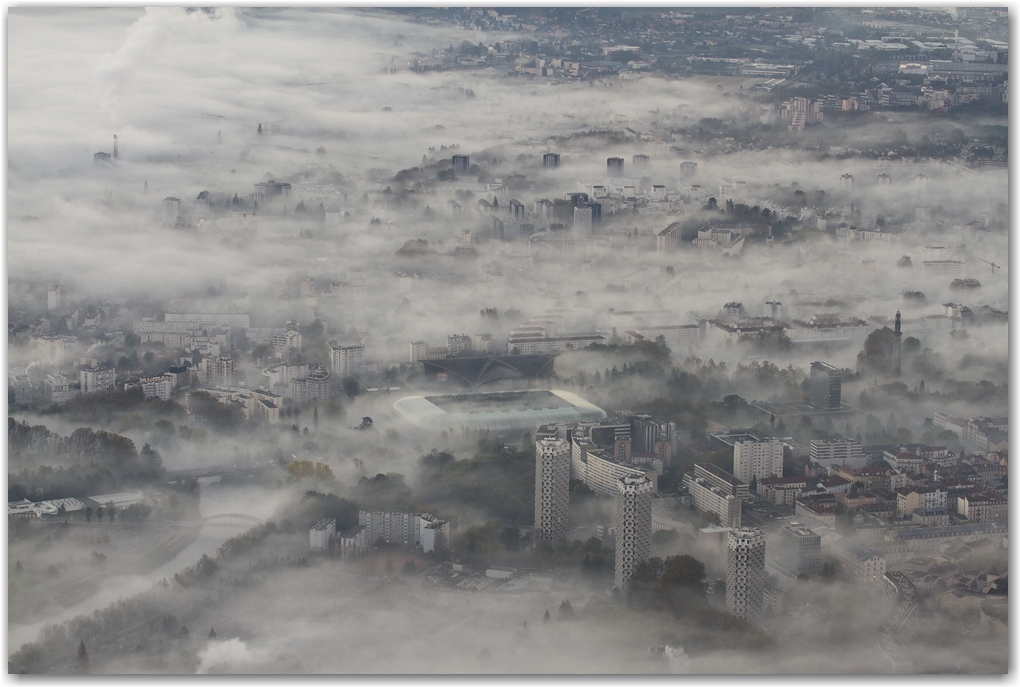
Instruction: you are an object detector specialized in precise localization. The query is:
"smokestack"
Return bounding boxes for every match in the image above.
[893,310,902,377]
[113,135,118,160]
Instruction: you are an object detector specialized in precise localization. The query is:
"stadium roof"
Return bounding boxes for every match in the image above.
[422,354,556,389]
[393,389,606,431]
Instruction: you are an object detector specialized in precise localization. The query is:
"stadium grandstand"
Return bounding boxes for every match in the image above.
[421,354,556,389]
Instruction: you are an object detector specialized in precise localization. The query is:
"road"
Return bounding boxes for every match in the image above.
[163,464,269,481]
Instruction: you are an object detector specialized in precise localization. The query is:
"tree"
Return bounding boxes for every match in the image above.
[543,609,551,623]
[342,377,361,398]
[657,554,706,590]
[557,599,575,620]
[96,507,104,523]
[209,628,217,639]
[631,557,665,586]
[85,506,93,523]
[76,640,89,673]
[106,501,116,522]
[402,559,417,575]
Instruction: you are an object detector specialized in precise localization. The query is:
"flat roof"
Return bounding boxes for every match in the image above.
[753,400,858,419]
[394,389,606,431]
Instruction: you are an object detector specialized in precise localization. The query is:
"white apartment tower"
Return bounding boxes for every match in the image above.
[162,197,182,224]
[726,527,766,627]
[534,437,571,543]
[409,340,428,364]
[80,364,116,394]
[331,343,365,376]
[47,284,62,311]
[733,439,784,486]
[200,356,235,388]
[614,473,654,589]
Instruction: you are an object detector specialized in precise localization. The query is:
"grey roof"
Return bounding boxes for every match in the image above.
[422,354,556,389]
[393,389,605,431]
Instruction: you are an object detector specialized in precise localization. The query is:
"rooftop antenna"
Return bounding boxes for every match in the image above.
[113,135,118,160]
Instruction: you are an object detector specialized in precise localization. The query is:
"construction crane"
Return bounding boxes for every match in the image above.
[977,257,1001,273]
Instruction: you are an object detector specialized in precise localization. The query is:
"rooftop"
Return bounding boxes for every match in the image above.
[393,389,606,431]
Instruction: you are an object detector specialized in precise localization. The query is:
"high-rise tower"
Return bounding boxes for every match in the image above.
[614,474,654,589]
[810,361,842,408]
[534,438,570,543]
[726,527,766,627]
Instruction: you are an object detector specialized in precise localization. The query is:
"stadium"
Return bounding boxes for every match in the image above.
[421,354,556,389]
[392,389,606,432]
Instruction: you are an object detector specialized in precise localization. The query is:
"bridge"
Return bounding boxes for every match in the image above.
[881,571,917,636]
[878,571,917,674]
[202,513,266,527]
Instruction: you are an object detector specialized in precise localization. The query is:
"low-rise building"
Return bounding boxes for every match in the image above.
[338,524,369,559]
[694,463,749,501]
[621,325,701,350]
[757,476,807,506]
[795,494,837,527]
[44,374,70,405]
[683,474,742,528]
[809,439,867,470]
[957,489,1007,524]
[896,486,947,517]
[776,522,821,577]
[911,508,950,527]
[832,538,886,582]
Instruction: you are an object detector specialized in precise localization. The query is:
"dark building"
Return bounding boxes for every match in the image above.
[93,151,112,167]
[632,154,649,169]
[586,202,602,229]
[490,215,505,240]
[508,199,526,220]
[607,157,625,177]
[809,361,842,409]
[452,154,470,177]
[629,413,673,462]
[543,152,560,168]
[566,192,589,207]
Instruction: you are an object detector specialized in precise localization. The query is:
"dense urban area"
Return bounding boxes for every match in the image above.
[7,6,1008,675]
